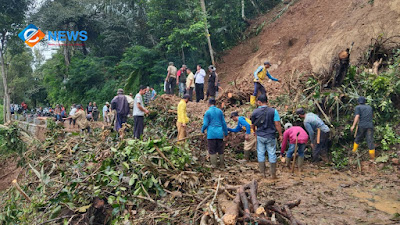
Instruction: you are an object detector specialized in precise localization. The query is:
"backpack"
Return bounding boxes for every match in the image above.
[253,107,270,127]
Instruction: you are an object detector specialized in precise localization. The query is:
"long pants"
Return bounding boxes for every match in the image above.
[134,116,144,139]
[69,118,76,126]
[335,59,349,87]
[287,143,306,158]
[115,113,127,132]
[207,83,216,99]
[176,122,187,142]
[244,134,257,151]
[187,87,194,101]
[253,82,266,96]
[208,139,224,155]
[166,77,176,95]
[195,83,204,102]
[179,82,186,97]
[313,131,329,162]
[256,136,277,163]
[355,127,374,150]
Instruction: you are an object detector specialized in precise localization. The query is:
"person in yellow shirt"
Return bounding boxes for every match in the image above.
[177,94,190,143]
[228,111,256,161]
[251,61,281,106]
[186,68,195,101]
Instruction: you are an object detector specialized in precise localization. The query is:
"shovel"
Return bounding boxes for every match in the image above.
[291,132,301,173]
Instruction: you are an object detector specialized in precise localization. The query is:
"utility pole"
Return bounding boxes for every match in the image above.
[200,0,215,65]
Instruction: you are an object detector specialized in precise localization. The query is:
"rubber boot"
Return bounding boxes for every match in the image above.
[244,150,250,162]
[270,163,277,179]
[219,154,225,168]
[285,157,291,168]
[258,162,266,177]
[250,95,256,106]
[210,154,218,168]
[297,156,304,172]
[369,150,375,160]
[352,142,359,153]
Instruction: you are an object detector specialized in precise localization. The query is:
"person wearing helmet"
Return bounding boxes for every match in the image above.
[250,61,281,106]
[281,123,309,171]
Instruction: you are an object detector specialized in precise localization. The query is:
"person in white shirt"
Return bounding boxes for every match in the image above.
[133,85,149,139]
[103,102,110,125]
[194,64,206,102]
[69,104,77,128]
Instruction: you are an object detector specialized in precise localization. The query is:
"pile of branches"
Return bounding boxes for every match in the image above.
[200,179,304,225]
[218,78,253,109]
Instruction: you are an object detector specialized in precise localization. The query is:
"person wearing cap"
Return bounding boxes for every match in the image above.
[111,88,130,132]
[177,65,187,97]
[201,99,228,168]
[351,96,375,160]
[194,65,206,102]
[228,111,256,162]
[251,61,280,106]
[64,105,91,133]
[165,62,178,95]
[296,108,330,162]
[177,94,190,143]
[133,85,150,139]
[281,123,309,171]
[103,102,110,125]
[250,94,282,179]
[186,68,195,101]
[206,65,218,100]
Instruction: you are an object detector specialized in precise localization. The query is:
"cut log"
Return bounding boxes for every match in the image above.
[239,185,251,220]
[221,189,240,225]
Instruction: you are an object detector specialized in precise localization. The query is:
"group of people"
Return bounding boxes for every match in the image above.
[172,60,375,179]
[164,62,221,102]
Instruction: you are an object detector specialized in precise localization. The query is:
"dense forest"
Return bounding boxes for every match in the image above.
[1,0,280,111]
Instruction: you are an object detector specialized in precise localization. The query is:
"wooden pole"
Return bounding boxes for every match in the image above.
[154,146,177,170]
[12,179,31,202]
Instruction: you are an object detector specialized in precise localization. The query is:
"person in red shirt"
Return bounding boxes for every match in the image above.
[281,123,309,171]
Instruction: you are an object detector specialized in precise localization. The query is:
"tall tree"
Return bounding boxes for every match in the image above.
[0,0,30,122]
[199,0,215,65]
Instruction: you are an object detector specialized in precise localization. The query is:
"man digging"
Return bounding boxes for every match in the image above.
[228,111,256,162]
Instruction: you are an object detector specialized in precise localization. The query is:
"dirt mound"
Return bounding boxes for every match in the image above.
[217,0,400,98]
[0,157,21,192]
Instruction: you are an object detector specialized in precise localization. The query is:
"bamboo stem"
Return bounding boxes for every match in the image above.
[12,179,31,202]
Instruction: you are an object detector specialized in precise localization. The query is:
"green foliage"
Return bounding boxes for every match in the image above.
[375,124,400,151]
[0,123,25,156]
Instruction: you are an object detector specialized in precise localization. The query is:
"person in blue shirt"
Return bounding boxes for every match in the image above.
[250,61,281,106]
[251,94,282,179]
[228,111,256,162]
[296,108,330,163]
[202,99,228,169]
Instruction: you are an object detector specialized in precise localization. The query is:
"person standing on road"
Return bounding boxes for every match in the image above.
[92,102,99,121]
[86,102,93,116]
[251,94,283,179]
[111,89,130,132]
[165,62,178,95]
[177,94,190,143]
[194,65,206,102]
[143,86,151,106]
[177,65,187,97]
[281,123,309,171]
[351,96,375,160]
[201,99,228,169]
[251,61,281,106]
[296,108,330,163]
[186,68,195,101]
[133,85,150,139]
[55,104,62,121]
[228,111,256,162]
[206,65,218,100]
